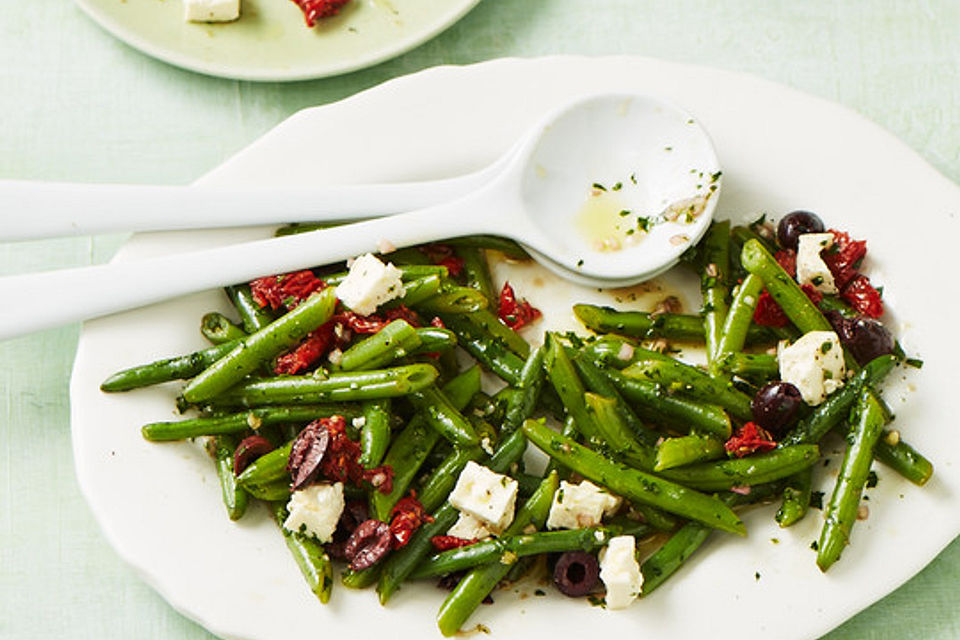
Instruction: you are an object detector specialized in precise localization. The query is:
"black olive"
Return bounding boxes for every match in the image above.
[832,314,895,365]
[553,550,599,597]
[751,381,804,435]
[777,210,825,250]
[344,519,392,571]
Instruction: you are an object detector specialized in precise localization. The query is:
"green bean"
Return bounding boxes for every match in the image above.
[741,239,833,334]
[318,264,449,287]
[414,526,643,580]
[201,312,247,345]
[776,469,812,527]
[436,472,559,636]
[718,352,778,383]
[463,308,531,358]
[272,502,333,603]
[392,274,444,308]
[408,327,458,355]
[455,246,495,307]
[731,223,777,255]
[445,235,530,260]
[606,369,732,439]
[418,447,483,514]
[207,364,439,408]
[573,304,776,345]
[522,419,745,535]
[544,334,602,444]
[415,286,488,315]
[714,273,764,358]
[101,340,239,392]
[359,399,392,468]
[182,288,338,404]
[409,385,481,448]
[439,313,524,385]
[572,352,661,448]
[581,335,675,368]
[622,358,753,421]
[654,433,725,472]
[631,503,680,532]
[700,220,731,364]
[212,435,248,521]
[658,444,820,491]
[544,415,580,480]
[341,566,381,589]
[502,345,546,433]
[370,368,480,521]
[584,392,656,470]
[339,320,422,371]
[245,479,293,501]
[225,284,275,334]
[779,355,896,446]
[376,429,528,605]
[142,404,358,442]
[237,441,294,489]
[874,433,933,486]
[817,388,886,571]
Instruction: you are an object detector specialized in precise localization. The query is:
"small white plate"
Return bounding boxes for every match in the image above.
[73,0,481,81]
[71,56,960,640]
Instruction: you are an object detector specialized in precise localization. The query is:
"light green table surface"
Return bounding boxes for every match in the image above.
[2,2,958,638]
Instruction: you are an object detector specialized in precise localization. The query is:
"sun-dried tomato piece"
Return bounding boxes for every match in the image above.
[775,249,797,278]
[273,320,337,375]
[338,312,388,335]
[362,465,395,495]
[498,281,542,330]
[419,244,465,277]
[725,422,777,458]
[842,275,884,318]
[430,535,478,551]
[233,435,274,475]
[344,519,393,571]
[383,305,422,328]
[823,230,868,290]
[287,420,332,490]
[250,270,326,311]
[388,493,434,550]
[290,0,350,27]
[753,285,822,327]
[430,316,446,329]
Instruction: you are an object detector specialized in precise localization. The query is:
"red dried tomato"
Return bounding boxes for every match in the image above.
[273,320,337,374]
[250,270,326,311]
[823,230,867,290]
[290,0,349,27]
[725,422,777,458]
[498,281,542,330]
[430,316,446,329]
[338,311,388,335]
[841,275,884,318]
[752,285,822,328]
[419,244,465,277]
[430,536,478,551]
[382,305,422,328]
[388,493,434,550]
[774,249,797,278]
[295,416,393,493]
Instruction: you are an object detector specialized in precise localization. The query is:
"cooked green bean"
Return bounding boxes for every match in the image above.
[273,501,333,603]
[225,284,275,334]
[544,334,603,444]
[237,441,294,489]
[438,313,524,385]
[573,304,775,345]
[874,433,933,486]
[409,384,481,448]
[455,246,495,307]
[359,399,392,468]
[142,404,358,442]
[338,319,422,371]
[212,435,248,521]
[622,358,753,421]
[714,273,764,358]
[445,235,530,260]
[502,344,546,433]
[658,445,820,491]
[584,392,655,470]
[201,312,247,345]
[654,433,725,472]
[101,340,239,392]
[573,352,661,448]
[415,285,488,315]
[776,469,812,527]
[182,288,338,404]
[718,352,778,383]
[700,220,731,364]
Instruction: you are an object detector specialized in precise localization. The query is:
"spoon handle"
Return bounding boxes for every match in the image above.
[0,191,507,340]
[0,162,501,241]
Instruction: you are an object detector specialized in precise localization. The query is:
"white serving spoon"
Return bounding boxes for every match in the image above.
[0,93,720,340]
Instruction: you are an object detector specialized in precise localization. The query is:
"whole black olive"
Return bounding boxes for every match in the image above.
[751,381,804,434]
[777,210,825,250]
[553,550,600,597]
[838,316,895,365]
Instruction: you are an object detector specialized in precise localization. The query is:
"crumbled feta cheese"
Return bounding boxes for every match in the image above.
[796,232,838,294]
[599,535,643,609]
[183,0,239,22]
[546,480,621,530]
[282,482,344,543]
[335,253,405,316]
[447,512,494,540]
[449,461,518,531]
[778,331,845,406]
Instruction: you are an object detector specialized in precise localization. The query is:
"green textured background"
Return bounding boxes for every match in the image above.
[1,1,958,638]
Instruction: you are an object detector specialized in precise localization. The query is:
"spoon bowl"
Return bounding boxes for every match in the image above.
[0,92,721,340]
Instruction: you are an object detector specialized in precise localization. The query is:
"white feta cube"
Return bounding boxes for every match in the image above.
[282,482,344,543]
[335,253,405,316]
[599,535,643,609]
[183,0,239,22]
[447,512,494,540]
[778,331,845,406]
[796,232,838,294]
[448,461,518,532]
[546,480,621,530]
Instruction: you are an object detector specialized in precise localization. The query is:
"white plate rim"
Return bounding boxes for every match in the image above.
[70,55,960,640]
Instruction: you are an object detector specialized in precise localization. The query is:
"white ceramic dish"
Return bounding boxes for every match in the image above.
[73,0,481,81]
[71,56,960,640]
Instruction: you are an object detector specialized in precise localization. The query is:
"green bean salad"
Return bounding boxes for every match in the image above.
[101,213,928,635]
